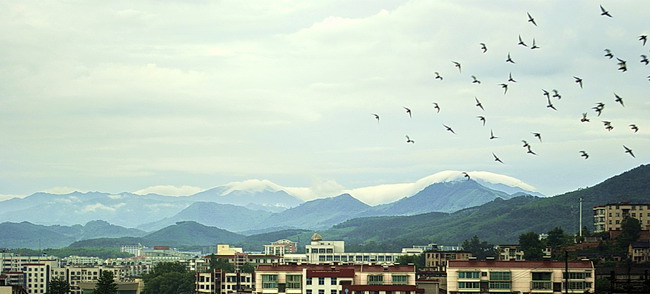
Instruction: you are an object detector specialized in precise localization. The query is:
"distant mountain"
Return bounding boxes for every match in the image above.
[256,194,371,230]
[368,180,515,215]
[142,221,244,246]
[319,164,650,248]
[0,220,146,249]
[136,202,272,232]
[188,180,304,211]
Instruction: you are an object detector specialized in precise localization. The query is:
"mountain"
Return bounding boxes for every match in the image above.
[0,220,146,249]
[188,180,304,211]
[136,202,273,232]
[141,221,245,246]
[317,164,650,248]
[367,180,516,215]
[256,194,371,230]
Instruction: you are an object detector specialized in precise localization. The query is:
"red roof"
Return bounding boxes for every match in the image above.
[307,269,355,278]
[448,260,593,269]
[256,264,415,273]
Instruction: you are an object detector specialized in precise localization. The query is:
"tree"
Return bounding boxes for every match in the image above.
[47,278,70,294]
[94,271,118,294]
[461,235,497,259]
[240,262,256,273]
[395,254,424,270]
[519,232,544,260]
[209,254,234,273]
[617,217,641,248]
[143,262,194,294]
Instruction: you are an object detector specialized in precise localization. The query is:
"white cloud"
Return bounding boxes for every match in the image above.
[81,203,125,213]
[0,194,27,201]
[134,185,205,197]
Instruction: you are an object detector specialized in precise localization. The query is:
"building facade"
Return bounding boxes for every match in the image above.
[447,260,595,294]
[196,269,255,294]
[423,251,472,272]
[594,202,650,232]
[264,240,298,256]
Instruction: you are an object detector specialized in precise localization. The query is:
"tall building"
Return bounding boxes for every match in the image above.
[264,240,298,256]
[447,260,595,294]
[196,269,255,294]
[593,202,650,232]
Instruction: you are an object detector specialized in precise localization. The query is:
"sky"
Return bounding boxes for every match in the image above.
[1,0,649,202]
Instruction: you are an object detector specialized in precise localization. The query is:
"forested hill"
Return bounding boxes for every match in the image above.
[318,164,650,248]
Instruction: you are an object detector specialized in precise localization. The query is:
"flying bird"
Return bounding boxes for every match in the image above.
[604,49,613,59]
[462,172,471,180]
[403,107,412,118]
[434,72,443,80]
[372,113,380,122]
[443,124,456,134]
[471,75,481,84]
[546,96,557,111]
[580,113,590,123]
[433,102,441,113]
[406,135,415,144]
[477,116,486,126]
[480,43,487,53]
[593,103,605,116]
[500,83,509,94]
[531,38,540,49]
[532,132,542,142]
[617,58,627,72]
[623,145,635,158]
[489,129,498,140]
[522,140,530,148]
[542,89,550,99]
[630,124,639,133]
[475,97,485,110]
[614,93,624,106]
[526,146,537,155]
[452,61,461,73]
[552,89,562,99]
[492,153,504,164]
[640,35,648,46]
[603,121,613,131]
[518,35,528,47]
[506,53,515,64]
[600,5,612,17]
[580,151,589,159]
[508,72,517,83]
[641,55,649,65]
[527,12,537,26]
[574,76,583,88]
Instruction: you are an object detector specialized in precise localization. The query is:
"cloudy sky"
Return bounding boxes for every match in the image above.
[1,0,648,202]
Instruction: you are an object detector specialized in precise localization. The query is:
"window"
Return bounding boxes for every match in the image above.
[532,272,552,281]
[319,277,325,285]
[566,281,592,290]
[319,290,325,294]
[458,282,480,289]
[331,290,337,294]
[564,272,591,279]
[261,275,278,289]
[489,281,511,289]
[286,275,301,289]
[458,272,480,279]
[490,272,511,281]
[307,290,312,294]
[393,275,408,285]
[331,277,337,285]
[368,275,383,285]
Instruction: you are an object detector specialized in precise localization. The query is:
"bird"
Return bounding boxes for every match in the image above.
[462,172,471,180]
[580,151,589,159]
[433,102,441,113]
[617,58,627,72]
[604,49,614,59]
[527,12,537,26]
[508,72,517,83]
[492,153,504,163]
[546,96,557,111]
[614,93,624,106]
[403,107,412,118]
[623,145,635,158]
[526,145,537,155]
[480,43,487,53]
[532,132,542,142]
[552,89,562,99]
[522,140,530,148]
[630,124,639,133]
[506,53,515,64]
[489,129,498,140]
[542,89,550,99]
[372,113,380,122]
[641,35,648,46]
[471,75,481,84]
[452,61,461,73]
[531,38,540,50]
[580,113,590,123]
[574,76,583,88]
[603,121,613,131]
[500,83,509,94]
[443,124,456,134]
[600,5,612,17]
[406,135,415,144]
[434,72,443,80]
[477,116,486,126]
[475,97,485,110]
[518,35,528,47]
[593,103,605,116]
[641,55,649,65]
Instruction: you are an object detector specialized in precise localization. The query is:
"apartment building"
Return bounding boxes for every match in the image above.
[593,202,650,232]
[51,266,125,294]
[196,269,255,294]
[447,260,595,294]
[423,250,472,272]
[264,240,298,256]
[628,241,650,263]
[254,264,420,294]
[297,234,421,265]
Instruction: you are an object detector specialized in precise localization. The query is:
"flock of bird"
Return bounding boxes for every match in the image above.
[370,4,646,172]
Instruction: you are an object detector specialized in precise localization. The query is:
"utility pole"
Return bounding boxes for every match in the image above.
[579,197,583,238]
[565,251,569,294]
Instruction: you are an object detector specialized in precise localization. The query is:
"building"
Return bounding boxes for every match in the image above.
[447,260,595,294]
[496,245,524,261]
[423,250,472,272]
[196,269,255,294]
[300,234,420,265]
[77,279,144,294]
[51,266,125,294]
[628,241,650,263]
[218,245,244,256]
[254,264,420,294]
[264,240,298,256]
[593,202,650,232]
